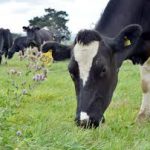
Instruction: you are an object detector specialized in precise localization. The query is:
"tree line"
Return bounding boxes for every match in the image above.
[29,8,71,40]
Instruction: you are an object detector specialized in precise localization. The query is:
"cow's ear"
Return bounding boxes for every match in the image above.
[61,35,66,39]
[111,24,142,52]
[23,26,28,31]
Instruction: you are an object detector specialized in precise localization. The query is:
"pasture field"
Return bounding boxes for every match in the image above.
[0,55,150,150]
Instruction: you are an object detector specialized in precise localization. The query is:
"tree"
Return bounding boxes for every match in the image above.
[29,8,71,40]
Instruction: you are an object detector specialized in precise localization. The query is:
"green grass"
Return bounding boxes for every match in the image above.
[0,56,150,150]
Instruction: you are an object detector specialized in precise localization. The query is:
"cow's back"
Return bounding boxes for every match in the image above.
[0,28,13,51]
[15,36,27,47]
[3,29,13,49]
[95,0,149,37]
[37,29,53,42]
[0,29,4,50]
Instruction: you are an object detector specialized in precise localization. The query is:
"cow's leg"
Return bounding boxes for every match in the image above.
[1,49,8,64]
[22,49,24,55]
[4,50,8,64]
[4,50,8,58]
[137,61,150,121]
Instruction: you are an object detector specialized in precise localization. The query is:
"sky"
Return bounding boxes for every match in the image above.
[0,0,109,35]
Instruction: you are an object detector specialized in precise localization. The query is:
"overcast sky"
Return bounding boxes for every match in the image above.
[0,0,109,34]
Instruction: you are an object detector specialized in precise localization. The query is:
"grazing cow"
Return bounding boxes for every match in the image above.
[23,26,54,51]
[42,41,71,61]
[67,0,150,128]
[0,28,13,64]
[53,34,66,43]
[8,36,27,59]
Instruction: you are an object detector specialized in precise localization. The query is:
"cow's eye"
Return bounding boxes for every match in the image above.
[94,64,107,78]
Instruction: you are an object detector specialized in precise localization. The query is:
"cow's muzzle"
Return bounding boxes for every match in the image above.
[75,116,105,129]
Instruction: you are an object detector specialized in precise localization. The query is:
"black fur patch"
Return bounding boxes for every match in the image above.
[42,41,58,53]
[141,32,150,40]
[41,41,71,61]
[75,30,101,45]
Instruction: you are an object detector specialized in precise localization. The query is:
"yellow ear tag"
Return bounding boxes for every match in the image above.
[40,50,53,65]
[124,36,131,47]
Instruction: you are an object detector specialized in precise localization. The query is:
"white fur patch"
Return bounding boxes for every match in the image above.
[139,57,150,115]
[80,112,89,121]
[42,26,49,30]
[140,93,150,115]
[74,41,99,86]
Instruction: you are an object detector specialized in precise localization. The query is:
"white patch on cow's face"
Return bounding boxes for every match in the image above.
[80,112,89,121]
[74,41,99,86]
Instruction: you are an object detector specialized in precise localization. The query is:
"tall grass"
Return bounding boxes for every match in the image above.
[0,55,150,150]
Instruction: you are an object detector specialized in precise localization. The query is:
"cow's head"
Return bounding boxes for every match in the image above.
[8,44,19,59]
[53,34,66,43]
[23,26,40,47]
[7,48,14,59]
[68,24,142,128]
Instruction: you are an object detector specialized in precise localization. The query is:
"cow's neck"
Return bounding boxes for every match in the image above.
[94,0,150,65]
[95,0,144,37]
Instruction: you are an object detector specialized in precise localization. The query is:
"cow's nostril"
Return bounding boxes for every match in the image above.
[75,112,105,128]
[75,118,100,129]
[80,119,89,127]
[75,118,89,128]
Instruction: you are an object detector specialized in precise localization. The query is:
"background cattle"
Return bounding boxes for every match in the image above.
[0,28,13,64]
[23,26,54,51]
[41,41,71,61]
[8,36,27,59]
[53,33,66,43]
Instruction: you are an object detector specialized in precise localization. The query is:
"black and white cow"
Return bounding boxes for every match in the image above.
[0,28,13,64]
[23,26,54,51]
[8,36,27,59]
[53,35,66,43]
[70,26,142,128]
[42,41,71,61]
[66,0,150,128]
[52,30,66,43]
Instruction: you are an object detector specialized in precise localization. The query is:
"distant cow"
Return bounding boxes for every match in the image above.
[8,36,27,59]
[53,33,66,43]
[42,41,71,61]
[23,26,54,51]
[0,28,13,64]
